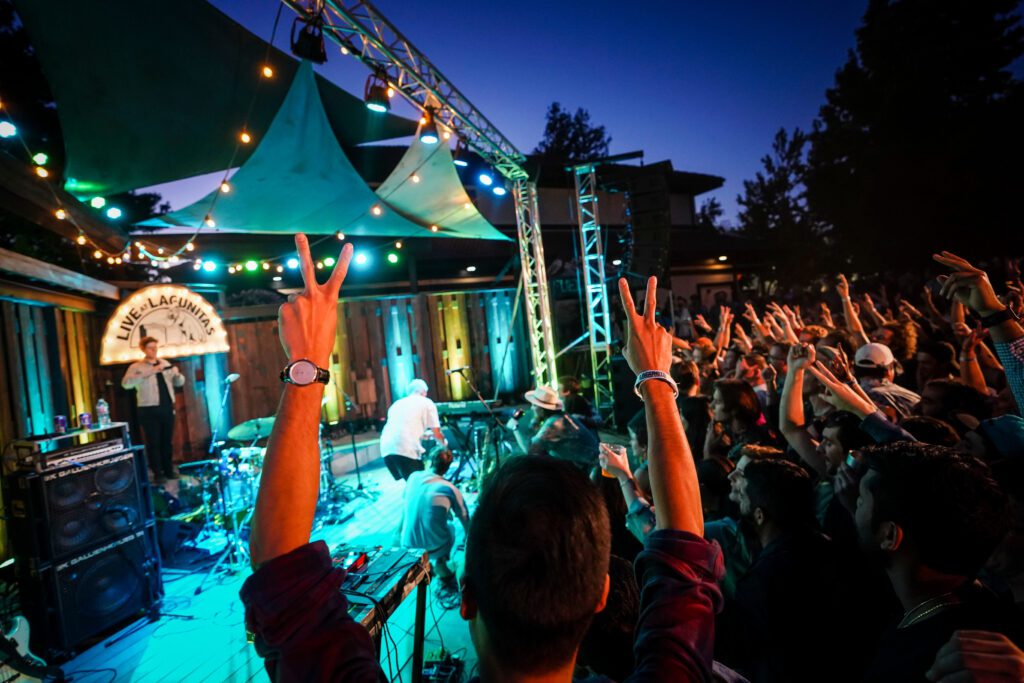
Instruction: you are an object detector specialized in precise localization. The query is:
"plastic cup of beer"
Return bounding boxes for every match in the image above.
[599,443,627,478]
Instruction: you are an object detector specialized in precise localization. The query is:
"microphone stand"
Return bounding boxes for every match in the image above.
[208,376,235,455]
[452,368,510,484]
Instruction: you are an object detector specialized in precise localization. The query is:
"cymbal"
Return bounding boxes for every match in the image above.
[226,416,276,441]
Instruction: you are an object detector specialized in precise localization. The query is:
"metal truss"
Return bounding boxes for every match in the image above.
[570,164,615,424]
[513,179,558,389]
[282,0,527,181]
[283,0,558,387]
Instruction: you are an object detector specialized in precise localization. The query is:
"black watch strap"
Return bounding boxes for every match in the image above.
[280,360,330,385]
[979,307,1020,329]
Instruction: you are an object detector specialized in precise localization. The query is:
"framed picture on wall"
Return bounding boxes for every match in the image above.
[697,282,737,308]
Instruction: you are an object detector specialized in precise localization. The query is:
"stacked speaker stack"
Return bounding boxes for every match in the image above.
[624,160,674,281]
[3,423,162,658]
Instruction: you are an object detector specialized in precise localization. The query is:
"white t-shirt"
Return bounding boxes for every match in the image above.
[378,394,441,460]
[399,471,469,558]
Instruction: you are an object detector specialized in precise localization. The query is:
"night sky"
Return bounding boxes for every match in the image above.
[153,0,872,224]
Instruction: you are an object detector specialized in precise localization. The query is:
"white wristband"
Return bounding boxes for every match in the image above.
[634,370,679,399]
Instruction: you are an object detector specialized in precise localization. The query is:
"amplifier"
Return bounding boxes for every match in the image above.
[8,422,131,473]
[18,524,162,658]
[4,446,153,567]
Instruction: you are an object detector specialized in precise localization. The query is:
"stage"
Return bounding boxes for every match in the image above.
[57,458,479,682]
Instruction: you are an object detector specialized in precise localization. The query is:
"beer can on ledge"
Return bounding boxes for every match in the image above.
[54,414,67,434]
[79,412,92,430]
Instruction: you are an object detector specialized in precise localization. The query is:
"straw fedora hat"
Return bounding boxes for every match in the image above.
[524,386,563,411]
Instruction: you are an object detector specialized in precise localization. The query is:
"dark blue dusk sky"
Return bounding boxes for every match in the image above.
[159,0,872,223]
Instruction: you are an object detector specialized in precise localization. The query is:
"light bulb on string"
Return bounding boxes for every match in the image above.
[316,261,324,270]
[92,250,102,259]
[32,153,48,165]
[324,257,335,267]
[185,241,195,252]
[75,234,86,245]
[194,262,203,271]
[336,231,345,240]
[56,209,67,220]
[240,131,252,144]
[35,166,48,178]
[262,262,270,270]
[220,181,231,194]
[106,256,115,265]
[430,225,439,233]
[115,257,122,264]
[276,265,284,273]
[410,174,420,183]
[261,65,274,78]
[371,205,382,216]
[395,241,403,249]
[204,214,216,228]
[157,247,165,255]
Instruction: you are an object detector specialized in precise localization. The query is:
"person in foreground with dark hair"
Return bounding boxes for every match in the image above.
[240,250,728,682]
[854,441,1022,681]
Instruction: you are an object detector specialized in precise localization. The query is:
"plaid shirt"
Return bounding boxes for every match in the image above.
[995,336,1024,414]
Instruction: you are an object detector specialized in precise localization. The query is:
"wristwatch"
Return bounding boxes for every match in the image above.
[979,306,1021,329]
[280,359,330,386]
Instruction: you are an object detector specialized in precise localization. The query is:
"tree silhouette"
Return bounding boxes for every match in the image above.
[804,0,1024,268]
[533,102,611,162]
[696,197,725,230]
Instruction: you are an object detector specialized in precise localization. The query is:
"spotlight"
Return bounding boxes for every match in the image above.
[0,121,16,138]
[612,259,622,266]
[290,9,327,63]
[90,197,106,209]
[386,252,399,265]
[273,276,282,282]
[286,257,299,269]
[478,173,493,186]
[718,255,728,262]
[453,158,468,168]
[245,260,257,271]
[355,252,369,266]
[492,186,507,196]
[466,265,477,273]
[203,260,217,272]
[32,153,48,165]
[364,70,390,113]
[324,256,336,267]
[419,107,439,145]
[105,207,122,219]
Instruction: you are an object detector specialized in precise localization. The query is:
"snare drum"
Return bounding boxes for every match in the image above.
[219,447,264,512]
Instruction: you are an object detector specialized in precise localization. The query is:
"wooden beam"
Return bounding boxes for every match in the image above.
[0,247,119,301]
[0,279,96,312]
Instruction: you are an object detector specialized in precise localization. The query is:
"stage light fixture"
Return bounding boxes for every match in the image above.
[324,256,336,267]
[419,107,439,145]
[492,186,507,196]
[273,276,282,282]
[453,158,468,168]
[220,181,231,193]
[287,257,299,269]
[0,121,16,138]
[90,197,106,209]
[35,166,49,178]
[56,209,68,220]
[290,9,327,64]
[32,153,48,165]
[364,70,390,113]
[612,259,622,266]
[466,265,477,273]
[245,260,257,272]
[75,234,85,245]
[718,255,728,262]
[386,252,399,265]
[203,261,217,272]
[478,173,493,186]
[106,207,122,219]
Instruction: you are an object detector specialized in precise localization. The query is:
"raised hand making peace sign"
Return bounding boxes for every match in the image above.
[617,276,673,375]
[278,234,354,368]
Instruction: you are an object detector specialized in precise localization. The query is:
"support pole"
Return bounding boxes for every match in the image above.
[571,164,616,426]
[513,179,557,390]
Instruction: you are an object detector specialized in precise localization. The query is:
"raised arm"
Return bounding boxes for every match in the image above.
[618,277,702,535]
[250,234,353,566]
[779,344,825,475]
[837,274,870,348]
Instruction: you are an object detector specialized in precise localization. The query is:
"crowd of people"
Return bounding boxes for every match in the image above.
[240,236,1024,683]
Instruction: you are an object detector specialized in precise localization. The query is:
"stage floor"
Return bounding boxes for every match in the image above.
[59,458,479,682]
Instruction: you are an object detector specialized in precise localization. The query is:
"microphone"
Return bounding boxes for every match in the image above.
[225,373,241,384]
[444,366,470,376]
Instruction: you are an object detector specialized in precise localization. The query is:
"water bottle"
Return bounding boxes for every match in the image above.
[96,398,111,428]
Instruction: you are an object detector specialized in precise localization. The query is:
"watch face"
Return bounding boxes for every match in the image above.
[289,361,318,385]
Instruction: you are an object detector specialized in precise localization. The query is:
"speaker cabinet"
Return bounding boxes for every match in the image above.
[19,525,162,656]
[5,447,152,565]
[626,164,673,279]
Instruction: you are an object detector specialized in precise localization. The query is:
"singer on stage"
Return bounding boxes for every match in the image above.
[379,378,446,480]
[121,336,186,482]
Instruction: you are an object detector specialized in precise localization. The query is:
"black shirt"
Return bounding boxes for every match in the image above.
[154,363,173,410]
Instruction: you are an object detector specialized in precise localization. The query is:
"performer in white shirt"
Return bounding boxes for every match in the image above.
[379,379,446,480]
[121,336,186,482]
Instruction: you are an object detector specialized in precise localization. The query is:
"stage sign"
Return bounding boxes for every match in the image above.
[99,285,229,365]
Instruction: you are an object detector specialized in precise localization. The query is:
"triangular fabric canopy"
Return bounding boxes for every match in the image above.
[12,0,416,196]
[139,62,433,237]
[375,137,510,241]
